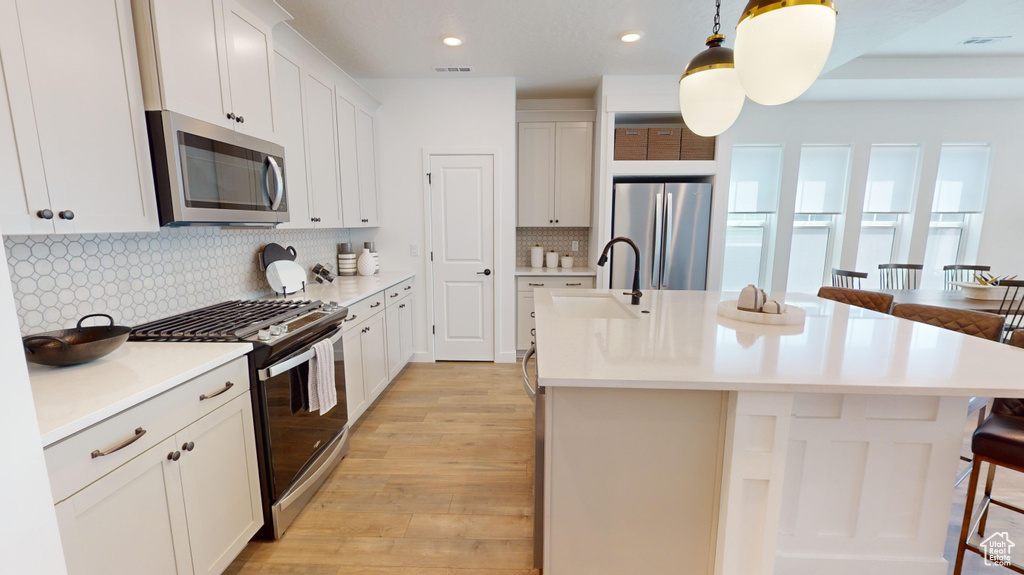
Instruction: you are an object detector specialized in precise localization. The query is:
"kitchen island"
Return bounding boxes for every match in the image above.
[531,289,1024,575]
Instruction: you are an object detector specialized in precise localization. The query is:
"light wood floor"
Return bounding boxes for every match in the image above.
[226,362,539,575]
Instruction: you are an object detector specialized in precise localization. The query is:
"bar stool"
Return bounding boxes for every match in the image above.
[831,268,868,289]
[879,263,923,289]
[817,286,893,314]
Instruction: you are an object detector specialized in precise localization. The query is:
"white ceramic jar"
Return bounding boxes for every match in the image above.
[546,251,559,269]
[357,248,375,276]
[561,255,574,269]
[531,245,544,268]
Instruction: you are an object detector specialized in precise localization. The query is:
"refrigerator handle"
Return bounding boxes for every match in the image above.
[652,190,664,289]
[662,190,675,290]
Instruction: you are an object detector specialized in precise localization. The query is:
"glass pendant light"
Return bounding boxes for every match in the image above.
[734,0,837,106]
[678,0,746,137]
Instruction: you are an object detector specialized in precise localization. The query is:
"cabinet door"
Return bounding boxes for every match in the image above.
[150,0,233,130]
[224,1,276,142]
[335,92,362,228]
[517,122,556,226]
[517,291,536,351]
[355,109,380,227]
[553,122,593,227]
[361,312,390,404]
[176,393,262,575]
[18,0,159,234]
[273,50,312,229]
[303,71,343,227]
[399,296,414,365]
[55,436,192,575]
[385,305,403,381]
[0,0,51,235]
[343,327,368,423]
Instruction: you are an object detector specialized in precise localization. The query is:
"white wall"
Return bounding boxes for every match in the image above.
[360,77,518,363]
[731,99,1024,290]
[0,228,67,574]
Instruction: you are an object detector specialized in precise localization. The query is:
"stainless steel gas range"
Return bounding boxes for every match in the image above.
[130,298,350,539]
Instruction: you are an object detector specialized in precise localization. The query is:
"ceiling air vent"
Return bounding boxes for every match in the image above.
[963,36,1011,45]
[433,66,474,73]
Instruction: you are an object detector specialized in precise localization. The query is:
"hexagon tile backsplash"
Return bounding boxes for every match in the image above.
[5,226,350,335]
[516,227,590,267]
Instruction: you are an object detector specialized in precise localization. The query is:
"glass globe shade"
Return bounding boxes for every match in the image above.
[734,2,836,105]
[679,67,745,137]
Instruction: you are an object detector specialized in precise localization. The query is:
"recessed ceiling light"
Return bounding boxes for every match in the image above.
[442,36,463,47]
[619,31,644,43]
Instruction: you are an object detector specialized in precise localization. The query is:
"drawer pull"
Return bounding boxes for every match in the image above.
[199,381,234,401]
[566,282,582,286]
[529,283,544,287]
[404,286,412,291]
[530,312,535,318]
[370,302,381,308]
[391,293,399,298]
[344,314,358,322]
[91,427,146,459]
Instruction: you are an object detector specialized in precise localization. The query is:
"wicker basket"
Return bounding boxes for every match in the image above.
[680,123,716,160]
[614,128,648,161]
[647,128,682,161]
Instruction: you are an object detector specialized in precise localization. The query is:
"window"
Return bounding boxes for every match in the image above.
[787,145,851,293]
[921,145,991,288]
[722,145,782,290]
[856,146,920,287]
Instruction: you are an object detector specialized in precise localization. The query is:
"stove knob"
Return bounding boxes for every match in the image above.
[279,324,288,334]
[329,301,339,310]
[270,325,283,336]
[258,329,271,341]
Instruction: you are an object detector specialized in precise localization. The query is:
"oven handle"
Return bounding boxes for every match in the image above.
[257,326,343,381]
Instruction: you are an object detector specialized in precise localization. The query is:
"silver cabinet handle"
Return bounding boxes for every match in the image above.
[199,381,234,401]
[521,344,537,400]
[265,156,284,211]
[91,428,146,459]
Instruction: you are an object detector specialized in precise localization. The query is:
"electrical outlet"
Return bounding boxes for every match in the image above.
[572,240,579,251]
[410,244,420,257]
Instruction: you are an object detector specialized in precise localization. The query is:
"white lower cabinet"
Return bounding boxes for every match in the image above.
[50,358,261,575]
[516,276,595,351]
[386,294,415,381]
[361,312,390,404]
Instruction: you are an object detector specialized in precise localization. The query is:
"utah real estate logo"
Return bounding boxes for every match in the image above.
[981,531,1014,567]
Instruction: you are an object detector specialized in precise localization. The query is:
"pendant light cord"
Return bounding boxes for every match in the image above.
[713,0,721,35]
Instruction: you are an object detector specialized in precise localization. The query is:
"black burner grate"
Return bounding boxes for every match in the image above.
[130,300,317,341]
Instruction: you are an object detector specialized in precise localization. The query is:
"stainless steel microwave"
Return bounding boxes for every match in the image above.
[146,110,288,226]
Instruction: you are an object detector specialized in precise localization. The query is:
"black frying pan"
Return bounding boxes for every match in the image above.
[23,314,131,367]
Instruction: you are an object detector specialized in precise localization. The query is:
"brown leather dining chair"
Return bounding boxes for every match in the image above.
[831,268,868,289]
[817,286,894,314]
[954,331,1024,574]
[879,263,924,290]
[890,304,1004,342]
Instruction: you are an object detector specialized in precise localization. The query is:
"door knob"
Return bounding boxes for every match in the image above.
[477,269,491,276]
[59,210,74,220]
[36,209,53,220]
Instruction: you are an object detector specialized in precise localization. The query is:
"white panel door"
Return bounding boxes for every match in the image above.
[362,312,390,403]
[150,0,232,130]
[430,155,495,361]
[342,327,368,423]
[17,0,159,234]
[0,0,51,235]
[303,71,342,227]
[272,51,311,229]
[223,1,276,142]
[176,393,261,575]
[335,92,361,228]
[553,121,593,227]
[517,122,555,226]
[55,437,192,575]
[355,109,380,227]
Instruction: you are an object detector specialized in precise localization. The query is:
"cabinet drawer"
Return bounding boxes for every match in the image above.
[45,356,249,504]
[385,278,414,307]
[342,290,385,332]
[517,277,594,292]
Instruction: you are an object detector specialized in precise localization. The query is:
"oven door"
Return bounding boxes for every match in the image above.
[258,326,348,501]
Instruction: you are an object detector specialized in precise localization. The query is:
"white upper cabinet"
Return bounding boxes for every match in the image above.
[517,121,593,227]
[355,109,380,227]
[272,50,310,229]
[336,93,361,228]
[304,71,344,228]
[135,0,277,141]
[0,0,159,235]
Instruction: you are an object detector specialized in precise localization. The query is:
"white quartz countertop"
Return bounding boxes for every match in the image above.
[272,271,415,306]
[515,267,596,277]
[30,342,252,447]
[533,289,1024,397]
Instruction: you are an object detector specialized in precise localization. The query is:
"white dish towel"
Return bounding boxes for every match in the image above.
[307,338,337,415]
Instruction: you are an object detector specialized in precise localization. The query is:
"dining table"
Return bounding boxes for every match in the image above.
[879,288,1017,313]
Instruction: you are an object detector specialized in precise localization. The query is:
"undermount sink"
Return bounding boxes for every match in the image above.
[551,292,638,319]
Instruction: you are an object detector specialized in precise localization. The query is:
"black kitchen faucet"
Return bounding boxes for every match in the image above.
[597,237,642,305]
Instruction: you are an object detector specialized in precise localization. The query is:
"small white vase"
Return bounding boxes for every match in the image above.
[357,248,375,276]
[531,245,544,268]
[546,251,559,268]
[561,256,574,269]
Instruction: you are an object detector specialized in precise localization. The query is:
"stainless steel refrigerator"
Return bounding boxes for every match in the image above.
[610,182,712,291]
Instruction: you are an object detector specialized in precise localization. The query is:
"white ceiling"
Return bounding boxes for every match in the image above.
[276,0,1022,99]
